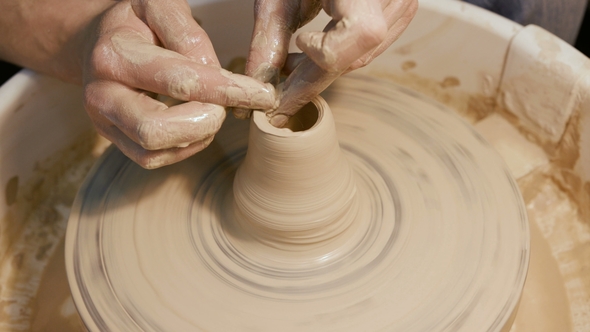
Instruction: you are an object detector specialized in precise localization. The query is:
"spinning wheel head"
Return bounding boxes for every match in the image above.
[66,75,529,331]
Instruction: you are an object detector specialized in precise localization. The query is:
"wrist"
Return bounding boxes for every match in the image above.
[49,1,116,84]
[0,0,115,85]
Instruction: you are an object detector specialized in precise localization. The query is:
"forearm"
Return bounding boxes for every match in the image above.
[0,0,114,83]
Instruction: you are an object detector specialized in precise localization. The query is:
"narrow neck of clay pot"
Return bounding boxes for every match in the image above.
[233,96,358,248]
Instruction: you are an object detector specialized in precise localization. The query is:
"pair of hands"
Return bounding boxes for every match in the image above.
[85,0,417,168]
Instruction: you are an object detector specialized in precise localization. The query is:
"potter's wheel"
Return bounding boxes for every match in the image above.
[65,75,529,331]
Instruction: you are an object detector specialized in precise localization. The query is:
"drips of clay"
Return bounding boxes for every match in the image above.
[65,75,529,331]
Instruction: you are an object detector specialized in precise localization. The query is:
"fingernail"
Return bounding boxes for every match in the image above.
[203,135,215,147]
[233,107,252,119]
[250,82,277,109]
[270,114,289,128]
[144,152,175,170]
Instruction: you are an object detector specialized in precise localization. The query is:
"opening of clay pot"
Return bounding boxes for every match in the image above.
[282,102,320,132]
[234,95,358,248]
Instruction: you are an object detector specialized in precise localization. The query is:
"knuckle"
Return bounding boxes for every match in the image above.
[135,153,157,169]
[177,30,206,53]
[83,84,98,110]
[162,69,199,101]
[359,19,387,48]
[90,37,121,79]
[168,82,191,101]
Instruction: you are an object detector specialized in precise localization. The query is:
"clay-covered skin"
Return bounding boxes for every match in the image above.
[0,0,277,169]
[66,76,528,331]
[0,0,415,166]
[234,0,418,126]
[7,73,588,331]
[83,0,279,169]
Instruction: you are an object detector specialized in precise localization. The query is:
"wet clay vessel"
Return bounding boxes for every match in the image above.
[65,75,529,331]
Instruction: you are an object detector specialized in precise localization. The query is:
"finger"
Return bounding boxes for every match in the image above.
[131,0,219,66]
[235,0,321,120]
[288,0,417,74]
[246,0,292,84]
[100,123,215,169]
[295,1,388,72]
[267,57,339,127]
[283,52,308,75]
[233,0,299,120]
[347,0,418,71]
[85,81,226,151]
[87,104,215,169]
[246,0,322,83]
[266,0,418,127]
[94,31,276,109]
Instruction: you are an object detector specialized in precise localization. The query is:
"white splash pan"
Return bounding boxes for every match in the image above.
[0,0,589,330]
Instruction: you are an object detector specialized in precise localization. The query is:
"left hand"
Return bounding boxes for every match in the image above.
[81,0,277,168]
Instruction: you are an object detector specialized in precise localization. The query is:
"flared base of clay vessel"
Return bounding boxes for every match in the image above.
[66,75,529,332]
[233,96,363,253]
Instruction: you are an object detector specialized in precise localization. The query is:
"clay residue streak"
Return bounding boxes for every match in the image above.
[66,75,529,331]
[0,131,110,331]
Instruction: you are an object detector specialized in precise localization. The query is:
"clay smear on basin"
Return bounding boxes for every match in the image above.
[0,131,110,331]
[66,75,528,331]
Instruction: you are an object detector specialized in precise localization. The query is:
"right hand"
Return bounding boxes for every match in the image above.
[237,0,417,127]
[82,0,277,169]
